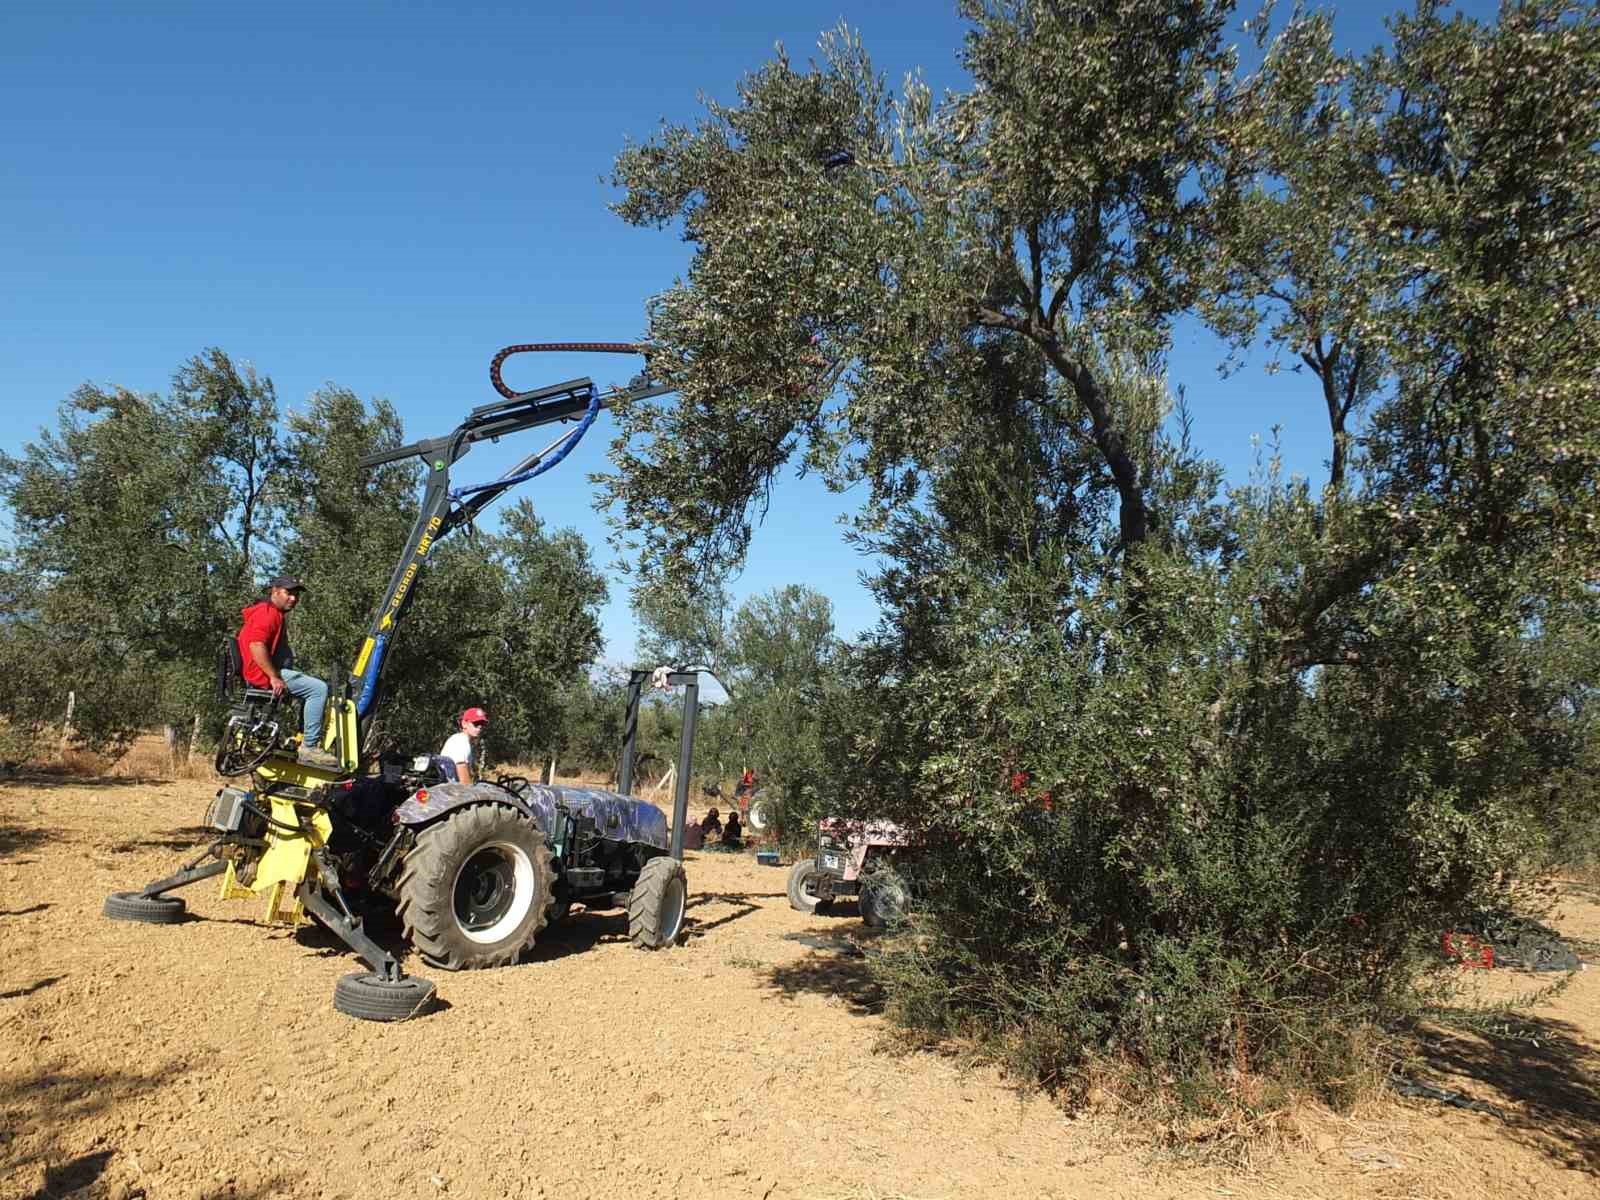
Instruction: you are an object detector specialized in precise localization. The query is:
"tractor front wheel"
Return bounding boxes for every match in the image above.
[786,858,827,914]
[629,856,687,949]
[397,804,553,970]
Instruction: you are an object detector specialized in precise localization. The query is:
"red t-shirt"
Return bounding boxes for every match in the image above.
[237,601,286,687]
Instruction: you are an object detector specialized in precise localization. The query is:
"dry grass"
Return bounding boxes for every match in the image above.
[23,733,219,782]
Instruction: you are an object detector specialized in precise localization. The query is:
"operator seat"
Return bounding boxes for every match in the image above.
[218,638,280,706]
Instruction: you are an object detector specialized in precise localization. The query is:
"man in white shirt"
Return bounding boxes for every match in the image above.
[440,707,488,785]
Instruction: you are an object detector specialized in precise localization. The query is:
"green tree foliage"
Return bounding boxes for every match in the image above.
[633,577,733,677]
[0,354,610,767]
[270,384,419,732]
[553,668,633,779]
[610,0,1600,1100]
[272,393,610,766]
[0,350,281,748]
[722,584,842,832]
[625,582,842,818]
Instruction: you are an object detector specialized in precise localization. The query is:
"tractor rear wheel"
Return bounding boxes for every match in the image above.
[628,855,687,949]
[397,803,553,970]
[858,868,911,930]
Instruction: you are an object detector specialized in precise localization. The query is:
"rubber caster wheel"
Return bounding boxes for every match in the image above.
[332,971,437,1022]
[103,891,186,924]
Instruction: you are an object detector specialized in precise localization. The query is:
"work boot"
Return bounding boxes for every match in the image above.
[297,745,342,771]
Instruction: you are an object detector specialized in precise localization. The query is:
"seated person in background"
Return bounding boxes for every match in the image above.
[721,810,743,848]
[699,807,722,840]
[681,819,706,851]
[440,706,488,784]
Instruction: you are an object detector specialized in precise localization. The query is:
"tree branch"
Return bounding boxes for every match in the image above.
[1048,186,1107,329]
[1026,219,1045,327]
[1035,337,1149,551]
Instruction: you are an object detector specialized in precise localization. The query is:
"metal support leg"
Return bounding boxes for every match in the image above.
[619,670,646,795]
[668,671,699,862]
[296,883,405,983]
[141,853,228,897]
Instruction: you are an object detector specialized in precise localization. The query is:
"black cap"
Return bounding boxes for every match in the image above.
[268,575,306,592]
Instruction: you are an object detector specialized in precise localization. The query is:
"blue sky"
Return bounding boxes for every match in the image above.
[1,1,1497,663]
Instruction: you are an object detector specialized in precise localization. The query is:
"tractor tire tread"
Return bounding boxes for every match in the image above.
[103,891,187,924]
[629,855,687,950]
[396,802,552,971]
[332,971,437,1022]
[786,858,823,914]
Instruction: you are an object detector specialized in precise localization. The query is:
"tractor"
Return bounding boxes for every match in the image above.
[103,346,707,1021]
[786,817,917,929]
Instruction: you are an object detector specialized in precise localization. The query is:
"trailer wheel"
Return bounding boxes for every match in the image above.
[629,855,687,949]
[332,971,437,1022]
[103,891,187,924]
[397,803,553,970]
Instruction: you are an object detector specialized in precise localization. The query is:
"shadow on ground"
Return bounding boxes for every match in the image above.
[1418,1010,1600,1173]
[1,1059,192,1198]
[0,902,52,918]
[527,911,631,960]
[108,828,214,854]
[24,1150,301,1200]
[1,975,65,1001]
[0,824,60,859]
[683,890,772,938]
[807,899,865,922]
[762,930,886,1016]
[25,1149,114,1200]
[292,907,413,963]
[1556,878,1600,903]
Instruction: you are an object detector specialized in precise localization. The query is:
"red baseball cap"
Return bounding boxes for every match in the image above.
[461,707,489,725]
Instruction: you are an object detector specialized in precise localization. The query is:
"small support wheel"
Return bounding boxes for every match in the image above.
[332,971,437,1022]
[103,891,187,924]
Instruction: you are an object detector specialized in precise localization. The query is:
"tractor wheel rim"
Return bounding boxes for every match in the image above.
[660,875,686,941]
[452,841,535,943]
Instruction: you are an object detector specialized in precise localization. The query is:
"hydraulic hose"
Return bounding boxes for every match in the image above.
[448,383,602,500]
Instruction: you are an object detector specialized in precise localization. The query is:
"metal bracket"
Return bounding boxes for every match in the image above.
[295,882,405,983]
[140,853,228,898]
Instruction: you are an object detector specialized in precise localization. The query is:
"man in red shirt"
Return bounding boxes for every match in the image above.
[237,575,337,770]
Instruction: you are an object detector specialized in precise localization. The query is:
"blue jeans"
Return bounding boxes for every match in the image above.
[281,669,328,744]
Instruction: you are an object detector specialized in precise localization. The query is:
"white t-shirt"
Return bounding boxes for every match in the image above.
[440,731,478,778]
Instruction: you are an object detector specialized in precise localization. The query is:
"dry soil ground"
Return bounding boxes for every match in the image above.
[3,772,1598,1200]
